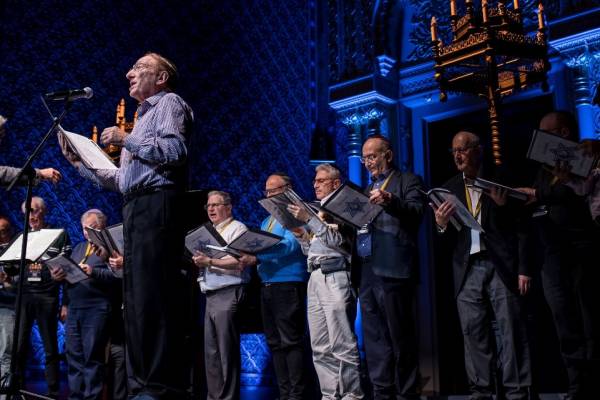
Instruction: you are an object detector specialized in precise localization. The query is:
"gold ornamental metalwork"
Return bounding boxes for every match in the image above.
[431,0,550,165]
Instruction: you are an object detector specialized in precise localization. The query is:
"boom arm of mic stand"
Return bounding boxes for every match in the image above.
[6,96,73,192]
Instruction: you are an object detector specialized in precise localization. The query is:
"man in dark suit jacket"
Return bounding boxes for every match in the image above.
[517,111,600,399]
[434,131,532,400]
[357,134,424,400]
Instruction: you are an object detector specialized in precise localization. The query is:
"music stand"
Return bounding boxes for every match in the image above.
[1,96,74,400]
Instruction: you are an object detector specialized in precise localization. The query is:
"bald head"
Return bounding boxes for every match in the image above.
[362,135,393,176]
[265,173,292,198]
[453,131,480,146]
[451,131,482,177]
[539,111,578,141]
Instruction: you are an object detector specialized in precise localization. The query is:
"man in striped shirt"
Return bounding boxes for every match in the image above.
[58,52,193,400]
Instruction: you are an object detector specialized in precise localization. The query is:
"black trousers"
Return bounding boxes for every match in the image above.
[359,266,419,400]
[122,189,187,399]
[260,282,306,400]
[457,256,531,400]
[16,293,60,397]
[541,241,600,398]
[107,343,128,400]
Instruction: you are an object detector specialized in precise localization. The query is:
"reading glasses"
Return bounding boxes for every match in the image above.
[264,184,290,197]
[204,203,229,210]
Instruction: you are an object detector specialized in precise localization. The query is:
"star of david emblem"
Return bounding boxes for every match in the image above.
[343,197,368,218]
[550,143,577,162]
[244,238,265,251]
[196,239,212,252]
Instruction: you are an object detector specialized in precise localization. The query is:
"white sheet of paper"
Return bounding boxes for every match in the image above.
[59,127,117,170]
[0,229,64,263]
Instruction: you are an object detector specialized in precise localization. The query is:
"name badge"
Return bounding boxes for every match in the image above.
[28,263,42,282]
[356,224,372,258]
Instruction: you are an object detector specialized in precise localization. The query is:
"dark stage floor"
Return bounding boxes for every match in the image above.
[22,378,571,400]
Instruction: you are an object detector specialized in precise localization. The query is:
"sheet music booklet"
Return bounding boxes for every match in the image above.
[420,188,484,232]
[45,255,89,284]
[205,228,282,257]
[85,223,124,255]
[527,129,596,178]
[320,182,383,228]
[471,178,528,201]
[259,188,320,230]
[185,223,229,259]
[0,229,65,263]
[59,126,117,170]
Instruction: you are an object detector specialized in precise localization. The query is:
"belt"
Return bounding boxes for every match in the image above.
[261,281,303,287]
[123,185,177,203]
[469,250,489,262]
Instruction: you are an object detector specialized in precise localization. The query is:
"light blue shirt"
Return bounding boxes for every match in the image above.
[256,217,308,283]
[79,91,194,194]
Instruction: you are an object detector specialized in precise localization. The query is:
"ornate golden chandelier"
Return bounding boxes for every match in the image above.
[431,0,550,165]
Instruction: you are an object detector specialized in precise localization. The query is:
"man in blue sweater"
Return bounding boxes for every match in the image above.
[239,172,309,400]
[51,209,120,400]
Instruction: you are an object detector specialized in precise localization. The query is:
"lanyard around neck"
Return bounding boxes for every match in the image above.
[464,183,482,219]
[80,242,93,264]
[265,216,276,233]
[216,219,234,234]
[373,171,394,191]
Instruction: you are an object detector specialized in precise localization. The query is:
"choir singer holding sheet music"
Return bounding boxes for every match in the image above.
[50,209,120,400]
[57,52,193,400]
[238,173,309,400]
[287,163,363,399]
[192,190,249,400]
[432,131,532,400]
[356,135,424,400]
[516,111,600,399]
[13,197,71,398]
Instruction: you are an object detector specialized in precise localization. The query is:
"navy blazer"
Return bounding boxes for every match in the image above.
[362,169,425,279]
[443,173,529,297]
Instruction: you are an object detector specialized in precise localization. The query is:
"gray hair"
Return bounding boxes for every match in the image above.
[315,163,341,180]
[145,52,179,91]
[81,209,107,228]
[207,190,232,205]
[21,196,46,214]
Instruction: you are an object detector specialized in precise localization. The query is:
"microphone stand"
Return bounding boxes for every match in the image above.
[1,96,74,400]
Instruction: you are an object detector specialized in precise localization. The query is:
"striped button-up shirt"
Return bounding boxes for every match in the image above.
[79,91,194,194]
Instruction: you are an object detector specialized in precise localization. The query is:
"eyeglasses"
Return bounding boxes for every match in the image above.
[129,62,153,72]
[449,144,478,155]
[204,203,229,210]
[313,178,333,185]
[360,153,382,164]
[27,208,44,215]
[264,184,289,197]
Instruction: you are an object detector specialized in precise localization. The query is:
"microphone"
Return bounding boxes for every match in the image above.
[45,87,93,101]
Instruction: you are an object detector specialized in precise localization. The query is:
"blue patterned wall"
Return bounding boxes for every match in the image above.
[0,0,312,383]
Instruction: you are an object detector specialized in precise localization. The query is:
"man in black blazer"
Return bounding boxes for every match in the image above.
[517,111,600,399]
[357,134,424,400]
[434,131,532,400]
